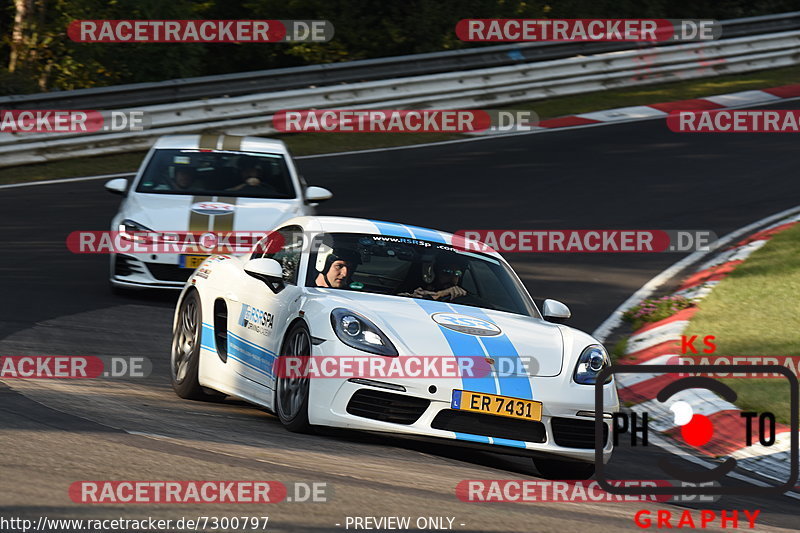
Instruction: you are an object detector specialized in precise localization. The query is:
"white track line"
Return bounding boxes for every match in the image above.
[592,204,800,342]
[626,321,688,353]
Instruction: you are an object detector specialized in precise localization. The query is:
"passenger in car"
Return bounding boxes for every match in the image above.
[399,260,468,301]
[226,158,265,192]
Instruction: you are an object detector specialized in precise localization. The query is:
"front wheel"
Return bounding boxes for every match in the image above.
[274,323,313,433]
[170,290,212,400]
[533,458,595,480]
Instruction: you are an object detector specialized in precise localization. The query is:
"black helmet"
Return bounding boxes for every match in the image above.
[315,240,361,275]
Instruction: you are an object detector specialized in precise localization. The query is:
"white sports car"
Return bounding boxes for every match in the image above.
[105,134,332,290]
[171,216,618,478]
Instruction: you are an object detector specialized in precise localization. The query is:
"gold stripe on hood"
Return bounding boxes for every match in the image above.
[188,195,213,231]
[212,196,237,232]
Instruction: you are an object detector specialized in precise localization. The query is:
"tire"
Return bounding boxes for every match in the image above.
[170,290,211,400]
[533,458,595,480]
[274,322,313,433]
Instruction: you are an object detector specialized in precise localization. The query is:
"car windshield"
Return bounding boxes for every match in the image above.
[135,149,296,199]
[306,233,539,317]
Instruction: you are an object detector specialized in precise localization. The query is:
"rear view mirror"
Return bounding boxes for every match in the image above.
[105,178,128,195]
[244,258,285,294]
[542,299,571,323]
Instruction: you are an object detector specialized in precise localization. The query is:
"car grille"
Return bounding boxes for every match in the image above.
[114,255,145,277]
[551,417,608,449]
[431,410,546,443]
[145,262,192,282]
[346,389,430,425]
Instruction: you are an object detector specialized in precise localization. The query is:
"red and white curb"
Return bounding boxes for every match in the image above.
[469,83,800,135]
[616,212,800,484]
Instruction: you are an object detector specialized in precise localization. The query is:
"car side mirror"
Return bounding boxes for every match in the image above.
[542,299,571,323]
[105,178,128,196]
[305,186,333,204]
[244,258,285,294]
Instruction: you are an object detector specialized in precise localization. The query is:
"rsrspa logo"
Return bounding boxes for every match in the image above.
[432,313,501,336]
[238,304,274,337]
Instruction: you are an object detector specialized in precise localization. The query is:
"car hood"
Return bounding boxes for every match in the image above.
[120,193,303,231]
[310,290,564,377]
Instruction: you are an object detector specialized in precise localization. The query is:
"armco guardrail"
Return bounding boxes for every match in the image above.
[2,11,800,110]
[2,29,800,167]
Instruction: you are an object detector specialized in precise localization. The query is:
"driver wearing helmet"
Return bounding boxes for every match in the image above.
[400,258,467,301]
[314,242,360,289]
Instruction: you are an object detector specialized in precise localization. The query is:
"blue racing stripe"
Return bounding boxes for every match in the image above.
[492,437,527,448]
[416,301,533,449]
[227,330,276,356]
[201,323,216,351]
[227,353,272,377]
[404,225,446,244]
[455,433,490,444]
[200,323,273,378]
[449,304,534,401]
[414,299,496,394]
[369,220,414,238]
[227,332,276,377]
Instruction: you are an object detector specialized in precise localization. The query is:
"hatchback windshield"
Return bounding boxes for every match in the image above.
[136,149,296,199]
[306,233,539,317]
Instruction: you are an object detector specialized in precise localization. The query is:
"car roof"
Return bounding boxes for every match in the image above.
[152,134,288,154]
[283,216,503,260]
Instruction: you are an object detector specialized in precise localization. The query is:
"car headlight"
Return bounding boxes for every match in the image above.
[330,308,398,356]
[119,219,154,243]
[573,344,612,385]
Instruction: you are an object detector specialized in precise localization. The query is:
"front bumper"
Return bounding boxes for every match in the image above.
[110,253,196,289]
[307,341,618,463]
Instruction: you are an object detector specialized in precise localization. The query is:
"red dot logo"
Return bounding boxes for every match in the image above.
[670,400,714,447]
[680,413,714,446]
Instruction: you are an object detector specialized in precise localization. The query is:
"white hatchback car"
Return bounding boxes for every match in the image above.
[105,134,331,290]
[170,216,619,479]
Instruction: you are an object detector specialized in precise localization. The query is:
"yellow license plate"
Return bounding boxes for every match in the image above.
[180,255,209,269]
[451,390,542,421]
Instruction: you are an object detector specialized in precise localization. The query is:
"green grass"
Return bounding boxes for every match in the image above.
[498,64,800,120]
[0,151,147,185]
[682,223,800,425]
[3,64,800,186]
[609,336,628,364]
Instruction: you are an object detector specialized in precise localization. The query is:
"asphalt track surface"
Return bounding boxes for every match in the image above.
[2,105,800,532]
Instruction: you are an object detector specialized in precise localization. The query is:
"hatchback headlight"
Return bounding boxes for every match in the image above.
[119,219,154,242]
